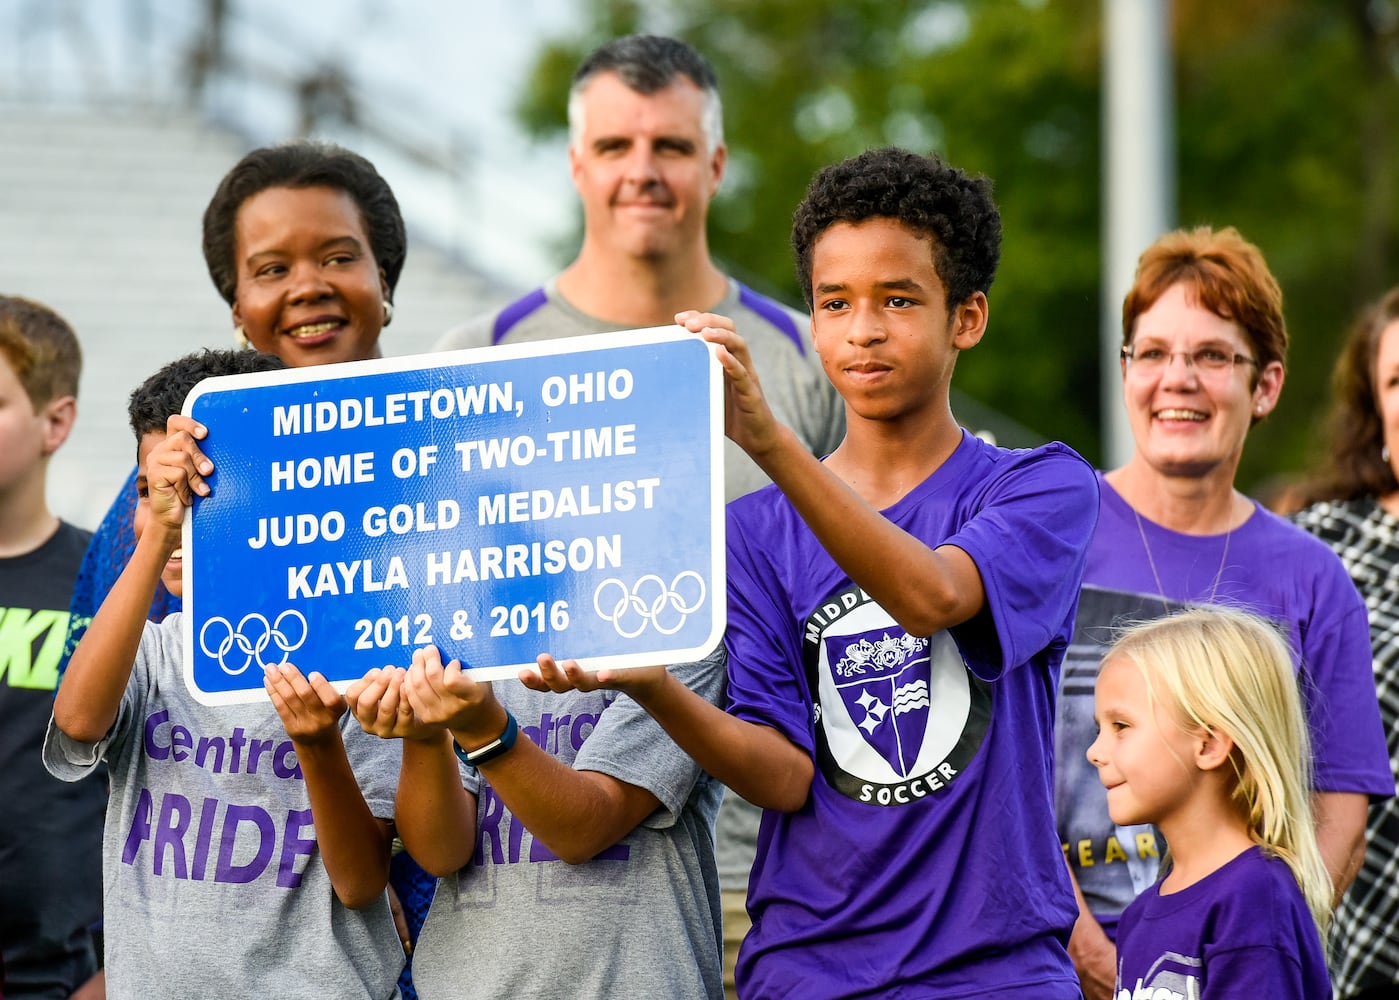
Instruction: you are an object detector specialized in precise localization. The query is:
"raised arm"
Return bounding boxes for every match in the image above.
[728,419,984,637]
[682,313,985,637]
[347,667,479,878]
[402,646,674,865]
[53,516,171,741]
[525,655,814,813]
[395,731,480,876]
[54,416,210,742]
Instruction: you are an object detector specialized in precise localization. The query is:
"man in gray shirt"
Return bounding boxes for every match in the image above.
[437,34,843,999]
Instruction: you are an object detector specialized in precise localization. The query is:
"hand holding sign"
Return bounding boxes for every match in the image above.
[144,415,212,535]
[264,663,348,746]
[346,667,437,742]
[521,652,668,701]
[399,645,505,741]
[677,310,786,461]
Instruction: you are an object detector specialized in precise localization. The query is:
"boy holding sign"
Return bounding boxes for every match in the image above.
[46,350,405,999]
[531,148,1098,996]
[344,625,726,997]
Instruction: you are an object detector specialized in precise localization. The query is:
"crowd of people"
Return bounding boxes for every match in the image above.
[1,31,1397,1000]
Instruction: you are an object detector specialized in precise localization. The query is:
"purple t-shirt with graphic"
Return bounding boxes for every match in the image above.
[1056,477,1394,939]
[1115,847,1330,998]
[726,432,1097,999]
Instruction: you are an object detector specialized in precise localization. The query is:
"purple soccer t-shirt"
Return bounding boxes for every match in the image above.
[725,432,1097,999]
[1115,847,1330,998]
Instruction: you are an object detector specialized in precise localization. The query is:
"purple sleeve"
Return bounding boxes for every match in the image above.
[945,445,1099,679]
[1299,556,1395,798]
[1201,947,1316,1000]
[1117,853,1330,998]
[722,511,815,754]
[1196,859,1332,998]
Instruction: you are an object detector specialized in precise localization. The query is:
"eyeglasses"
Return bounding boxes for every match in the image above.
[1121,344,1259,375]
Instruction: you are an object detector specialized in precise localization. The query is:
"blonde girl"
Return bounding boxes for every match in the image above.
[1087,607,1331,998]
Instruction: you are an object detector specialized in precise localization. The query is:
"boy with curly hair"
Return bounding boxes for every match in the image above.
[532,147,1097,996]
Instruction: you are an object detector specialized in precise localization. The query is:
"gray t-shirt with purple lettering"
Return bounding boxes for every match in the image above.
[43,613,404,999]
[410,647,726,1000]
[438,279,845,893]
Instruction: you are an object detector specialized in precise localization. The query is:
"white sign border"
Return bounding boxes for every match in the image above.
[180,326,726,705]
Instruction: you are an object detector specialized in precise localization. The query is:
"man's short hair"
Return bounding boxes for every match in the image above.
[567,34,724,152]
[791,147,1003,311]
[128,349,285,442]
[201,140,406,307]
[0,294,82,408]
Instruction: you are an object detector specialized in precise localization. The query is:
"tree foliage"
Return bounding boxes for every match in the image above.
[516,0,1399,487]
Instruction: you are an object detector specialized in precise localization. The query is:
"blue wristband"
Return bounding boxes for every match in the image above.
[454,711,519,766]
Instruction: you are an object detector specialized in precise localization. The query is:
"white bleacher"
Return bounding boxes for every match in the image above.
[0,101,512,530]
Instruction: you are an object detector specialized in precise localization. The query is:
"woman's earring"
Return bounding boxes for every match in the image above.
[383,301,394,327]
[1383,444,1391,464]
[234,325,250,349]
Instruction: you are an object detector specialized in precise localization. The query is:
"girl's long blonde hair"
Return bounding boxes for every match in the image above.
[1108,607,1332,934]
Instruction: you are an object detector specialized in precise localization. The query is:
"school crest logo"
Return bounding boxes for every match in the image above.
[804,584,991,806]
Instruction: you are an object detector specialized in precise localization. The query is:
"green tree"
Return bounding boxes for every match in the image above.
[516,0,1399,487]
[1171,0,1399,489]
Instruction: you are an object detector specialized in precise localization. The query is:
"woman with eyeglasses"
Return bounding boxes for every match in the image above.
[1291,289,1399,1000]
[1053,226,1391,1000]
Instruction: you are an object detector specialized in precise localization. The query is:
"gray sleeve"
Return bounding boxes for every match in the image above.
[42,619,156,780]
[42,715,110,781]
[340,720,404,820]
[435,311,497,352]
[459,757,482,797]
[798,345,846,458]
[572,645,726,827]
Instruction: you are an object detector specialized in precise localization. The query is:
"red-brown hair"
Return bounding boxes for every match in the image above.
[1121,226,1288,383]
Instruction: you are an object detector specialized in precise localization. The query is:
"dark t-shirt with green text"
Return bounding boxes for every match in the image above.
[0,521,103,999]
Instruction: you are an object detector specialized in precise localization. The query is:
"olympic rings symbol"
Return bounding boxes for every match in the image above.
[199,610,309,676]
[593,572,706,638]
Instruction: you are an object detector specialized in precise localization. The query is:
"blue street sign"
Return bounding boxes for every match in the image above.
[181,327,724,705]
